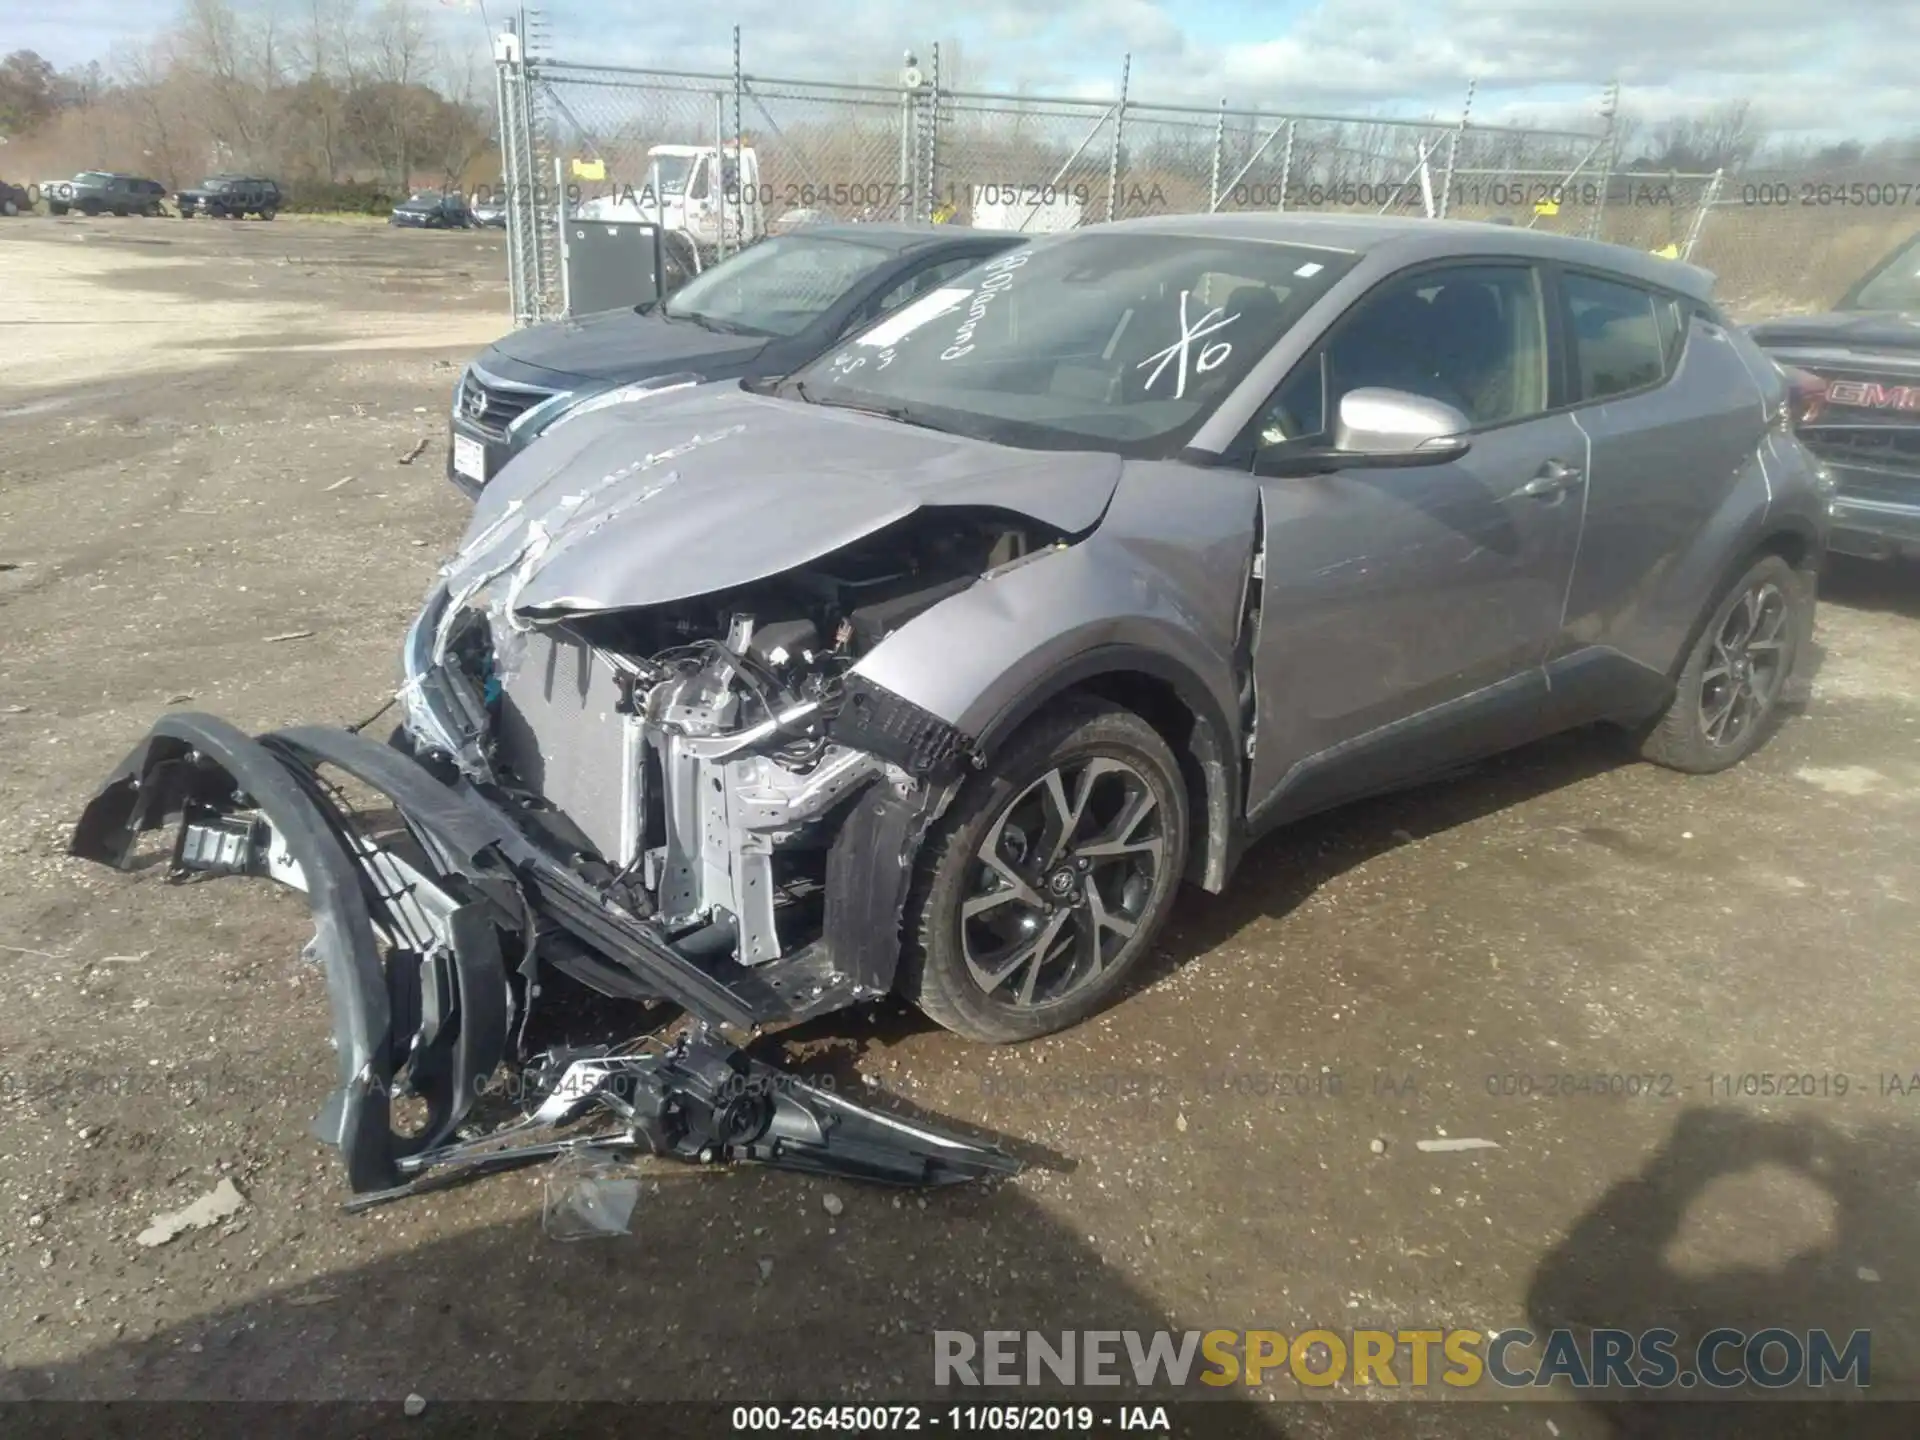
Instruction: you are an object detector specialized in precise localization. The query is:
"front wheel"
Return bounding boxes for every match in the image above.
[898,697,1189,1043]
[1639,553,1805,774]
[258,208,276,221]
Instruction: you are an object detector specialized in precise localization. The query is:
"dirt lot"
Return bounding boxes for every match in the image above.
[2,215,1919,1432]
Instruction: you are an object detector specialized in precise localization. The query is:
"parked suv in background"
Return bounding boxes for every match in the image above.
[176,175,281,219]
[45,172,167,217]
[1748,229,1920,563]
[389,192,473,229]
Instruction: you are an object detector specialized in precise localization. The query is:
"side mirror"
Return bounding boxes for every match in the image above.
[1257,387,1472,477]
[1333,388,1472,457]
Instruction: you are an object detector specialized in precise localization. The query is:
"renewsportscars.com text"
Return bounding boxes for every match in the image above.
[933,1328,1870,1390]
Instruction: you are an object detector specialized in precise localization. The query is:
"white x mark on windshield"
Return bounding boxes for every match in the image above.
[1136,289,1239,399]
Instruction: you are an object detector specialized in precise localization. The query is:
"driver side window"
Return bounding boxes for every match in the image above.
[1251,263,1550,452]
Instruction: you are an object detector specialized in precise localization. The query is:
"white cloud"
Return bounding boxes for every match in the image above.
[10,0,1913,141]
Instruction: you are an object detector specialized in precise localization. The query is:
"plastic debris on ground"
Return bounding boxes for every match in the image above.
[541,1150,642,1241]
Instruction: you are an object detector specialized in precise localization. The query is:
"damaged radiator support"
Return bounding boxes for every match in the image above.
[67,711,1020,1204]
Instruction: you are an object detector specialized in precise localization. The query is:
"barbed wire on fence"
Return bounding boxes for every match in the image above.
[494,29,1838,323]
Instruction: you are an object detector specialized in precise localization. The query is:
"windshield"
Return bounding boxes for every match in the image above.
[785,231,1356,456]
[651,154,694,196]
[661,233,893,339]
[1842,235,1920,312]
[201,178,233,192]
[401,195,440,209]
[77,172,110,183]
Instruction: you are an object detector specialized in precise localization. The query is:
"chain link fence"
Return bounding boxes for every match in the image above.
[1683,171,1920,319]
[493,28,1755,326]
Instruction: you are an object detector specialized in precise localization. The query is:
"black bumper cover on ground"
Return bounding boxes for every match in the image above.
[68,714,1021,1201]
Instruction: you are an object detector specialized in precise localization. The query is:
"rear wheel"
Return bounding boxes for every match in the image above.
[259,207,277,221]
[899,697,1188,1043]
[1639,554,1804,774]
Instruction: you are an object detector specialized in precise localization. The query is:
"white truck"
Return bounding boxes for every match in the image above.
[572,144,767,270]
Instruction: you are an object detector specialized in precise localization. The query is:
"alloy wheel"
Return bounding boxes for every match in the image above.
[960,755,1165,1009]
[1699,579,1789,749]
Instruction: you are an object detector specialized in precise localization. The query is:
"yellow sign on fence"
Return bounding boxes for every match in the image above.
[571,157,606,181]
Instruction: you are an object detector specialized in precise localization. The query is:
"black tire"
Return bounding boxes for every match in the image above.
[898,696,1189,1043]
[79,200,100,216]
[1,199,15,218]
[49,202,68,216]
[259,208,276,221]
[1639,553,1804,774]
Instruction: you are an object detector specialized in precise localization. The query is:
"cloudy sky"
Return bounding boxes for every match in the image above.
[11,0,1913,139]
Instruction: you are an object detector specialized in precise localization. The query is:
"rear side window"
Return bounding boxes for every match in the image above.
[1563,272,1673,402]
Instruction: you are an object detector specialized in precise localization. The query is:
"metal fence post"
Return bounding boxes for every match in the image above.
[1438,77,1474,220]
[1275,120,1296,211]
[733,25,744,251]
[1208,98,1225,212]
[1105,53,1130,222]
[1588,79,1619,240]
[925,41,941,223]
[713,91,729,260]
[1682,168,1722,261]
[518,39,555,316]
[897,61,914,222]
[493,22,526,325]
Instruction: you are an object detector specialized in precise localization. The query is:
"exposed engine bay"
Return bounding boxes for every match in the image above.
[412,509,1056,1003]
[70,507,1055,1205]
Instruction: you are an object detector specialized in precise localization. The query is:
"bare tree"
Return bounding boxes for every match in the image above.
[355,0,438,187]
[1640,99,1764,172]
[111,35,198,182]
[286,0,357,178]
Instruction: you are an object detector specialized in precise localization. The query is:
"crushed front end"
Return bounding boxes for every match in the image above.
[67,513,1042,1202]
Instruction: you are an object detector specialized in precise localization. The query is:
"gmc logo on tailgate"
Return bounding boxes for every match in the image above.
[1824,380,1920,410]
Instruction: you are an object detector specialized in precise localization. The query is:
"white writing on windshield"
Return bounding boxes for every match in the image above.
[1136,290,1239,399]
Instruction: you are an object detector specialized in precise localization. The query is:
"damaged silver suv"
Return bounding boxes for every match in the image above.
[72,215,1828,1203]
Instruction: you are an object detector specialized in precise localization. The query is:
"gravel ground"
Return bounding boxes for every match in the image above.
[1,214,1917,1435]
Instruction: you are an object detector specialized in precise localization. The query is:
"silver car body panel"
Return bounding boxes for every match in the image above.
[451,384,1121,620]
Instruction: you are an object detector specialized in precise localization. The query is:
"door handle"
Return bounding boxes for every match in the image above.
[1518,459,1584,499]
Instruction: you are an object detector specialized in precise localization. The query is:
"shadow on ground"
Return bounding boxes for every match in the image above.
[1529,1107,1920,1436]
[0,1167,1295,1438]
[778,720,1645,1081]
[1820,554,1920,621]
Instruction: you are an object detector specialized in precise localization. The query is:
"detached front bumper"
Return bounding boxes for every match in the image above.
[69,714,1021,1204]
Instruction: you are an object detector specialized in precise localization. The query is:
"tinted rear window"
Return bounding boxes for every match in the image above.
[1563,272,1670,401]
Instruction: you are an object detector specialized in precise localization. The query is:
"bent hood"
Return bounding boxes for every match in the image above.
[439,384,1120,623]
[486,307,768,386]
